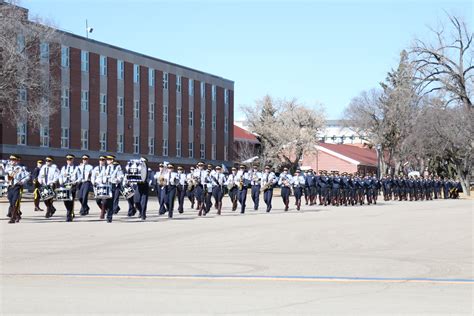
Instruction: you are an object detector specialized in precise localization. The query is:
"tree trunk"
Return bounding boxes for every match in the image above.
[456,165,471,196]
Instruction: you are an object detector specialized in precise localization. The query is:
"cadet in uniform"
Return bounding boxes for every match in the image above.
[77,154,93,216]
[91,155,107,215]
[32,159,44,212]
[59,154,79,222]
[165,164,178,218]
[38,156,60,218]
[186,166,196,209]
[292,169,305,211]
[278,167,292,211]
[104,155,123,223]
[225,167,238,211]
[5,155,30,223]
[236,165,250,214]
[134,157,151,220]
[331,171,341,206]
[261,165,276,212]
[211,165,226,215]
[249,164,262,211]
[154,163,168,215]
[193,162,208,216]
[176,166,187,214]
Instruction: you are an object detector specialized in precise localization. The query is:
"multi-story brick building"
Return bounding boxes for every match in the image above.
[0,2,234,169]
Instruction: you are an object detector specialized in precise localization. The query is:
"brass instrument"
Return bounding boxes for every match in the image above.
[7,166,23,186]
[260,181,272,193]
[237,177,244,191]
[158,175,166,187]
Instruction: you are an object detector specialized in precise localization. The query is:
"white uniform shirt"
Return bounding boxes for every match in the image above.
[261,172,277,186]
[77,163,93,183]
[5,163,30,186]
[38,164,60,186]
[59,164,79,185]
[278,172,293,186]
[292,175,306,187]
[107,164,124,185]
[225,172,237,186]
[177,172,187,186]
[91,164,107,185]
[249,170,262,186]
[193,168,208,186]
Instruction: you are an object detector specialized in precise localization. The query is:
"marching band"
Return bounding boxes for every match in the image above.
[0,154,464,224]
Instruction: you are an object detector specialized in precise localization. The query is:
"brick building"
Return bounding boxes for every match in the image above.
[300,143,378,175]
[0,2,234,170]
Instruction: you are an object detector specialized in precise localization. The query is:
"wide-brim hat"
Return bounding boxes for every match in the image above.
[9,155,20,160]
[66,154,75,159]
[81,154,90,159]
[45,156,54,162]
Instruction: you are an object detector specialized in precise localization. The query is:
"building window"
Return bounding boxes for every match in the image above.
[61,46,69,68]
[61,127,69,148]
[100,55,107,76]
[117,60,124,80]
[176,141,181,157]
[133,64,139,83]
[212,144,216,160]
[148,137,155,155]
[189,79,194,96]
[224,117,228,133]
[176,75,181,93]
[200,144,205,159]
[163,72,168,89]
[224,145,228,161]
[81,90,89,111]
[163,104,168,123]
[162,139,168,157]
[200,112,204,129]
[177,108,181,125]
[40,42,49,61]
[81,51,89,72]
[149,103,155,121]
[212,114,216,130]
[224,89,229,104]
[61,88,69,108]
[100,132,107,151]
[117,133,123,153]
[100,94,107,113]
[200,82,205,99]
[17,122,26,145]
[133,136,139,154]
[40,124,49,147]
[212,85,216,101]
[117,97,124,116]
[188,142,194,158]
[18,87,27,103]
[81,129,89,150]
[189,110,193,127]
[149,69,155,87]
[134,100,140,119]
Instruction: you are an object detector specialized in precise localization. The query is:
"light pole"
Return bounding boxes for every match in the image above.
[85,19,93,38]
[376,144,382,179]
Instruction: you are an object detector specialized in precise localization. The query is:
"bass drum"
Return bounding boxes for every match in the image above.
[125,159,147,183]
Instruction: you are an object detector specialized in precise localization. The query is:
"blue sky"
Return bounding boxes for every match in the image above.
[22,0,472,120]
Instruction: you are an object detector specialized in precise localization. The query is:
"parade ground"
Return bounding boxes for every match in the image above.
[1,197,473,314]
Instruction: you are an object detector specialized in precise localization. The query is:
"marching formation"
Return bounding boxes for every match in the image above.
[0,154,463,224]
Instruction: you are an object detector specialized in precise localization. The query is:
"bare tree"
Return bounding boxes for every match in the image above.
[242,95,325,172]
[411,14,473,110]
[411,14,473,195]
[344,51,419,175]
[0,0,61,129]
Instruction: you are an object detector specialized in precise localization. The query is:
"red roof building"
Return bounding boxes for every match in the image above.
[300,143,378,175]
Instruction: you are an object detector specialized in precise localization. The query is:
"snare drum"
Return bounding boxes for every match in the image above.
[0,182,8,197]
[40,185,55,201]
[121,183,135,199]
[55,187,72,201]
[95,184,112,199]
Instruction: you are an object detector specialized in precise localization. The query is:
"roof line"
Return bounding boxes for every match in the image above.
[315,145,360,165]
[55,29,234,84]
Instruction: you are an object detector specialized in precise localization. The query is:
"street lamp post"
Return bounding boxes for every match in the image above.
[376,144,382,179]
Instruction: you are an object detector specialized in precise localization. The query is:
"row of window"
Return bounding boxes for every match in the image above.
[61,89,228,132]
[60,46,229,103]
[17,123,227,160]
